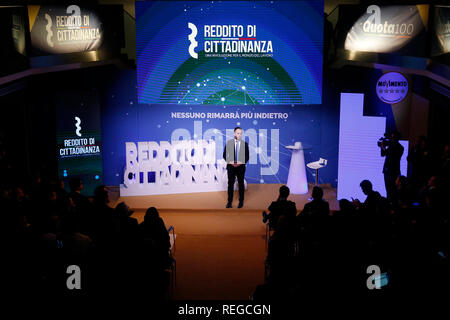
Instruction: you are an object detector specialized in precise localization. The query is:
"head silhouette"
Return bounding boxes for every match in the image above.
[115,202,133,216]
[144,206,159,223]
[396,175,407,188]
[94,185,109,203]
[69,177,83,193]
[390,131,401,142]
[360,180,373,195]
[312,186,323,200]
[279,185,290,199]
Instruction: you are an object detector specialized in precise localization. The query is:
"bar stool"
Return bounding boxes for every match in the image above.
[306,158,328,185]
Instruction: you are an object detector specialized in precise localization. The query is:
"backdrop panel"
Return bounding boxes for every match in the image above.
[100,69,330,196]
[337,93,408,200]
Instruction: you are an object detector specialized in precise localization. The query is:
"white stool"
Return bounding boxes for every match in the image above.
[306,158,328,186]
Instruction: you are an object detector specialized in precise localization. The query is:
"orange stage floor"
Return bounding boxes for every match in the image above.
[111,183,338,211]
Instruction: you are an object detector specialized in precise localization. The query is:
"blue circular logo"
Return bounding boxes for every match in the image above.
[376,72,409,104]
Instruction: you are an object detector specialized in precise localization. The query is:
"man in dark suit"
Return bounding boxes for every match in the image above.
[262,185,297,229]
[297,186,330,243]
[299,186,330,220]
[380,132,404,200]
[68,177,90,213]
[223,127,250,208]
[352,179,383,212]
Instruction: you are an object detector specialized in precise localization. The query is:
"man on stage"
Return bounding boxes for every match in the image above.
[223,127,250,208]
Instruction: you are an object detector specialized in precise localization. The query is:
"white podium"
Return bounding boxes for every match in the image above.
[285,142,308,194]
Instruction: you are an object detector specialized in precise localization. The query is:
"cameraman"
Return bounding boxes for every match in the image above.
[379,132,404,201]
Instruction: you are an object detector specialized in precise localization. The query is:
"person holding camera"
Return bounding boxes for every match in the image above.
[379,132,404,201]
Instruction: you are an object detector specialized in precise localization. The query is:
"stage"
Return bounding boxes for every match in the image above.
[111,183,339,211]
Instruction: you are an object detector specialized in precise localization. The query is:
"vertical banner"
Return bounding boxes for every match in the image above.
[56,91,103,196]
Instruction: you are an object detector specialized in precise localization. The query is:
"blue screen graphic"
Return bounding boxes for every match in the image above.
[136,0,323,105]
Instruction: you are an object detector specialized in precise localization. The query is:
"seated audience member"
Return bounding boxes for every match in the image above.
[33,188,60,235]
[57,213,93,260]
[352,180,384,212]
[338,198,356,216]
[353,180,390,246]
[266,214,297,284]
[407,135,431,188]
[334,199,357,233]
[333,198,358,230]
[300,186,330,219]
[38,211,93,293]
[90,185,115,244]
[423,176,443,217]
[262,185,297,229]
[92,185,113,216]
[113,202,139,243]
[9,187,29,230]
[439,144,450,188]
[108,202,141,293]
[55,179,69,210]
[419,176,441,210]
[139,207,172,299]
[68,177,90,214]
[140,207,171,268]
[296,186,330,245]
[392,175,412,209]
[68,177,91,233]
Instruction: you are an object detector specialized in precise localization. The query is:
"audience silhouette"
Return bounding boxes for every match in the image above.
[2,170,173,298]
[256,142,450,300]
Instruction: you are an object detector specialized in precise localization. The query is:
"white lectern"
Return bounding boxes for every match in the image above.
[285,142,308,194]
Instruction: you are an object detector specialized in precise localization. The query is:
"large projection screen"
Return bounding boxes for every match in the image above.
[136,0,323,105]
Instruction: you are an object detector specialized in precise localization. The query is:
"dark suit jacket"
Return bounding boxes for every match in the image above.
[381,142,404,175]
[298,199,330,238]
[301,199,330,220]
[267,199,297,229]
[69,191,90,214]
[223,139,250,169]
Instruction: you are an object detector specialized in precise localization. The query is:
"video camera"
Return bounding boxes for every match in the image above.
[377,133,391,147]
